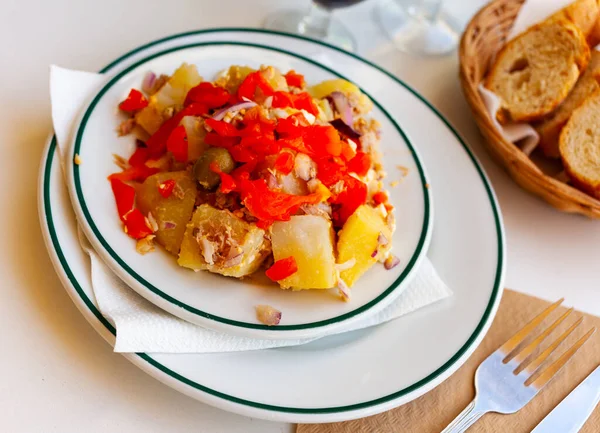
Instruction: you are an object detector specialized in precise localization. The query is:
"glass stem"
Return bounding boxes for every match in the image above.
[299,3,333,38]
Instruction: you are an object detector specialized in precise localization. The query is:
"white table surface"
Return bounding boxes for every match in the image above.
[1,0,599,431]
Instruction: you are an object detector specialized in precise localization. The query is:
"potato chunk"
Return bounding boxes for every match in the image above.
[151,63,202,111]
[337,205,392,287]
[270,216,336,289]
[309,79,360,99]
[136,171,197,255]
[178,204,270,278]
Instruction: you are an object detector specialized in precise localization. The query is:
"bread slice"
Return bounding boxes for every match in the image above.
[548,0,600,39]
[485,20,590,123]
[535,51,600,158]
[559,90,600,199]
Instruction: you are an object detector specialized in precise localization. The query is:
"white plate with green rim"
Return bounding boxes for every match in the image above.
[40,28,504,423]
[64,40,433,340]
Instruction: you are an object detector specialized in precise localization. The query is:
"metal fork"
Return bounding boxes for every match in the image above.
[441,299,596,433]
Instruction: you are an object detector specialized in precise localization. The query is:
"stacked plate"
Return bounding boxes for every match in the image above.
[38,28,505,423]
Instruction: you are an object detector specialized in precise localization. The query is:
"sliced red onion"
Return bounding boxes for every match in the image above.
[370,249,378,258]
[377,232,389,246]
[266,171,280,190]
[335,258,356,272]
[256,305,282,326]
[212,101,257,121]
[142,71,156,94]
[117,118,135,136]
[384,255,400,270]
[223,252,243,268]
[330,119,361,140]
[337,278,351,302]
[329,91,353,125]
[162,221,177,230]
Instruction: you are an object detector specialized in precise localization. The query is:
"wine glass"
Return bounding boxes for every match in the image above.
[376,0,459,56]
[264,0,367,52]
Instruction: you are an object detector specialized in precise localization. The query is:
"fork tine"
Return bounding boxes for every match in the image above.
[510,308,574,366]
[523,317,583,375]
[526,327,596,388]
[500,298,564,355]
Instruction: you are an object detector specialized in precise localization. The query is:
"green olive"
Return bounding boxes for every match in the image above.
[193,147,235,190]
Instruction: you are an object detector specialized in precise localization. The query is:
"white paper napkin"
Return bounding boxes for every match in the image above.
[50,65,452,353]
[478,0,580,156]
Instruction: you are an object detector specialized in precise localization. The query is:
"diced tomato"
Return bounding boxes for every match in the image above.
[265,257,298,281]
[108,165,159,182]
[284,70,305,88]
[372,191,388,205]
[128,147,149,167]
[119,89,148,112]
[184,82,230,108]
[166,125,188,162]
[274,152,294,175]
[110,179,135,221]
[158,179,176,198]
[123,209,153,239]
[347,152,371,177]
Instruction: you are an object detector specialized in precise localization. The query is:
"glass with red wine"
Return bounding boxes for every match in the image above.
[264,0,367,52]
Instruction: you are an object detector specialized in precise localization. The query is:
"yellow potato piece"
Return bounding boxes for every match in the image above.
[309,79,360,99]
[337,205,392,287]
[178,204,270,278]
[151,63,202,111]
[270,216,336,290]
[136,171,197,255]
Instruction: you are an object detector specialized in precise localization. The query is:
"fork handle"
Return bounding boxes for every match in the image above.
[440,399,487,433]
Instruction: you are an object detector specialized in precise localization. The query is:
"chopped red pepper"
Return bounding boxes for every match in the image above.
[205,118,240,137]
[347,152,371,177]
[166,125,188,162]
[119,89,148,112]
[340,140,357,161]
[265,257,298,281]
[274,151,294,175]
[372,191,388,205]
[209,162,237,193]
[237,71,274,102]
[128,146,149,167]
[110,179,135,221]
[146,103,208,157]
[158,179,176,198]
[184,82,230,108]
[284,70,305,88]
[108,165,159,182]
[123,209,153,239]
[331,175,368,227]
[271,91,318,116]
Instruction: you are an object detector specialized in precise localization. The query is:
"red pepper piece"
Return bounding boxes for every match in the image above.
[237,71,274,102]
[184,82,230,108]
[110,179,135,221]
[205,118,240,137]
[347,151,371,177]
[274,152,294,175]
[119,89,148,112]
[128,146,149,167]
[158,179,176,198]
[145,103,208,157]
[166,125,188,162]
[340,140,357,161]
[108,165,159,182]
[209,162,237,193]
[271,91,318,116]
[332,175,368,226]
[372,191,388,205]
[265,257,298,281]
[123,209,153,239]
[284,70,306,88]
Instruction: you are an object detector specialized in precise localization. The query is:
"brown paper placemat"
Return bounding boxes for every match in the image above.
[298,290,600,433]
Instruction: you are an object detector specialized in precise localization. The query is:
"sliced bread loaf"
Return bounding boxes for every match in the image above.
[485,20,590,123]
[535,51,600,158]
[559,90,600,199]
[548,0,600,39]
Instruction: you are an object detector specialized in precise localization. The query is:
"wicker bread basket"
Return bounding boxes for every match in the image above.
[459,0,600,218]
